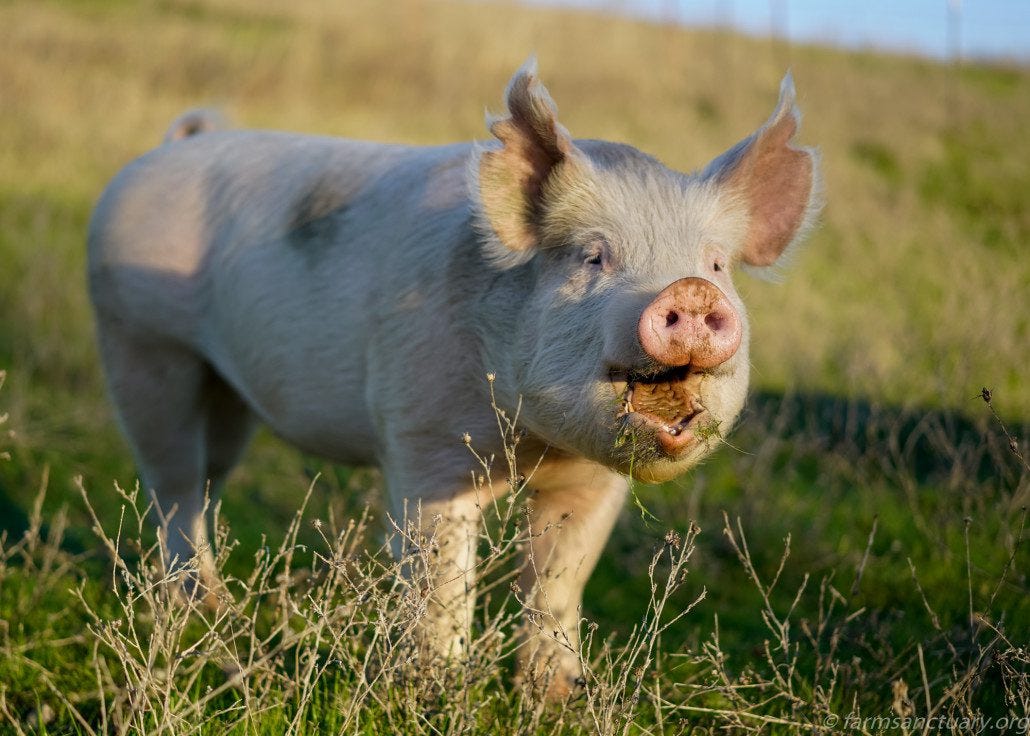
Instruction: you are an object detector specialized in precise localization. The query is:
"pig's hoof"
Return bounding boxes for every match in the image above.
[176,572,232,613]
[516,659,587,703]
[541,670,587,703]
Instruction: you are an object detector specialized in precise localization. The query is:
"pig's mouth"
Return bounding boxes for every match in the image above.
[608,365,712,455]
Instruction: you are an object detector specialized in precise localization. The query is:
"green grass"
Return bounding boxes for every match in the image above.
[0,0,1027,732]
[2,394,1025,733]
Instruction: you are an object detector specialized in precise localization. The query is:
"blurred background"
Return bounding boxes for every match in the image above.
[528,0,1030,62]
[0,0,1026,727]
[1,0,1026,428]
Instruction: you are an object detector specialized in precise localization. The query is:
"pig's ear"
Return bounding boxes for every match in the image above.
[704,73,821,268]
[477,59,579,252]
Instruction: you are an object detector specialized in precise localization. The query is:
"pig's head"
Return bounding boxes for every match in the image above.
[472,60,820,482]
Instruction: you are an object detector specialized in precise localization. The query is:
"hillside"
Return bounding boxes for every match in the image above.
[1,0,1027,426]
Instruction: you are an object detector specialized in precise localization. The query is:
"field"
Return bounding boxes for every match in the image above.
[0,0,1027,733]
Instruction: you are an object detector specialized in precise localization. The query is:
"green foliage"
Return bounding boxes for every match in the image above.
[850,139,901,187]
[919,125,1030,255]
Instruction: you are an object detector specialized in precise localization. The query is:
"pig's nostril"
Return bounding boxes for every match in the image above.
[639,278,742,368]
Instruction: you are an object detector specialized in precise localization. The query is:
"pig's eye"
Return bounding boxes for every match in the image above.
[713,262,722,272]
[582,242,607,269]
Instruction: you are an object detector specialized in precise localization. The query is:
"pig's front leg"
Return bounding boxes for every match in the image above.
[518,461,628,698]
[389,485,482,661]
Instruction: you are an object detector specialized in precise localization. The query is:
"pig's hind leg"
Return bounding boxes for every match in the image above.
[97,323,233,608]
[202,372,257,501]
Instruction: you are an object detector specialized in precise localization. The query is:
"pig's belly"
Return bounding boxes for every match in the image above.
[202,310,379,467]
[218,352,378,465]
[200,235,382,465]
[268,407,379,468]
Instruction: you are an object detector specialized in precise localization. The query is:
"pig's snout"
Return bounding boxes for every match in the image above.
[638,278,742,369]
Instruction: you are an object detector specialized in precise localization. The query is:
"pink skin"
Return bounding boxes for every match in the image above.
[637,277,742,370]
[631,277,743,455]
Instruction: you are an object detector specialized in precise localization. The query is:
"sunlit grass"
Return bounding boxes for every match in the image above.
[0,376,1026,733]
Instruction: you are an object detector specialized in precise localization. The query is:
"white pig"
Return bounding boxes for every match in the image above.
[88,59,820,696]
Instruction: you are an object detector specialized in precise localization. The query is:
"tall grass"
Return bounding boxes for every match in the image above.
[1,371,1027,733]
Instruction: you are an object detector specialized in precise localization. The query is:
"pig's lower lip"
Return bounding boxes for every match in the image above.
[609,365,709,456]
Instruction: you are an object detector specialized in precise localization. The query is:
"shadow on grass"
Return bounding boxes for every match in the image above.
[587,386,1027,665]
[745,388,1026,486]
[0,387,1025,553]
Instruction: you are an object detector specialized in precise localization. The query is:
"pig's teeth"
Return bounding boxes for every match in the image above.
[666,426,679,436]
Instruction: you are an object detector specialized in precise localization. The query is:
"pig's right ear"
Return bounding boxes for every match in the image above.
[703,73,822,269]
[477,59,581,253]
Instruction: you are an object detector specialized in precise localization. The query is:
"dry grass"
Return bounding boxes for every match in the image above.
[1,372,1028,733]
[1,386,711,734]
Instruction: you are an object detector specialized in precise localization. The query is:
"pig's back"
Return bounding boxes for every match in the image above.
[89,131,478,464]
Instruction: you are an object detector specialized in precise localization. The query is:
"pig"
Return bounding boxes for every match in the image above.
[87,59,820,696]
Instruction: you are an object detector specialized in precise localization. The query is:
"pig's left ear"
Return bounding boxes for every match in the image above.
[704,73,821,268]
[477,59,582,253]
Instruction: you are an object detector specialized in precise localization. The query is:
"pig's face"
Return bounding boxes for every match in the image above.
[513,161,753,481]
[475,61,820,482]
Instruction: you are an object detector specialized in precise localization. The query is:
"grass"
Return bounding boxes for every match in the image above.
[0,381,1027,733]
[0,0,1027,732]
